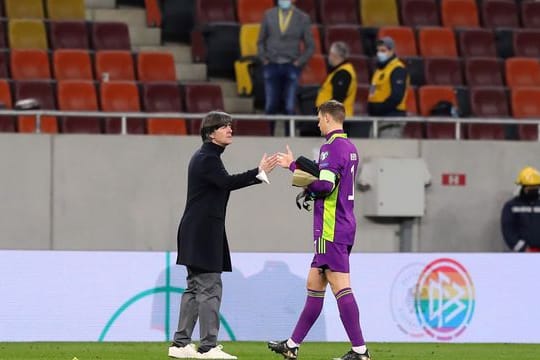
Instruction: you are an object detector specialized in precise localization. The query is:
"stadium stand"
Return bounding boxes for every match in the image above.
[10,49,51,80]
[15,80,58,133]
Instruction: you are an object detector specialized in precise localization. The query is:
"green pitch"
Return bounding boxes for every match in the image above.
[1,342,539,360]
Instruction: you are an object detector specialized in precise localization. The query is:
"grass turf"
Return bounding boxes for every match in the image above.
[0,342,539,360]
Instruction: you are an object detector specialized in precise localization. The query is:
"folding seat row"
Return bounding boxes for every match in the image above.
[0,19,131,50]
[0,80,273,136]
[2,0,85,20]
[0,49,177,82]
[400,86,540,140]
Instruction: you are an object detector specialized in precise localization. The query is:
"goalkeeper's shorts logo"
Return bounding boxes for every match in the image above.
[391,258,475,341]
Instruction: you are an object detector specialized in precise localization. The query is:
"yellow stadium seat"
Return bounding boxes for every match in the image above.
[46,0,86,20]
[360,0,399,26]
[5,0,44,19]
[239,24,260,58]
[8,20,48,50]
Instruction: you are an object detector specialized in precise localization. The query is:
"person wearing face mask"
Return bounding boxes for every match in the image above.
[367,36,410,138]
[501,166,540,253]
[257,0,315,120]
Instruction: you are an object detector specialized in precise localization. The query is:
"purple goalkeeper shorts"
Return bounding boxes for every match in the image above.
[311,238,352,273]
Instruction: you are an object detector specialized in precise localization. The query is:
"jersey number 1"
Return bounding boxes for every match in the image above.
[348,165,355,201]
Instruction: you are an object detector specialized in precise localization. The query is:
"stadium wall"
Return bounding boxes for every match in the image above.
[0,134,538,252]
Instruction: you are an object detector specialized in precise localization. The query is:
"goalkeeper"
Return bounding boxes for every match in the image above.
[268,100,371,360]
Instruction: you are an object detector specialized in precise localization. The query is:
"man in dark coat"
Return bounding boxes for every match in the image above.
[169,111,278,359]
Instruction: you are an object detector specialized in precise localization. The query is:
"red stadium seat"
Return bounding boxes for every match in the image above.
[465,57,503,86]
[400,0,440,27]
[92,22,131,50]
[467,86,508,140]
[184,83,225,134]
[143,82,187,135]
[459,29,497,58]
[354,85,369,115]
[319,0,359,25]
[57,80,101,133]
[49,21,89,49]
[296,0,318,23]
[513,30,540,58]
[378,27,417,57]
[100,81,144,134]
[15,80,58,133]
[299,55,327,86]
[0,79,15,132]
[236,0,273,24]
[324,25,363,55]
[505,58,540,88]
[521,0,540,29]
[95,50,135,82]
[53,49,93,80]
[441,0,479,28]
[403,87,423,138]
[424,57,463,86]
[348,55,371,85]
[419,27,458,58]
[10,49,51,80]
[195,0,236,24]
[512,87,540,141]
[137,52,176,82]
[233,118,272,136]
[419,85,457,139]
[481,0,519,29]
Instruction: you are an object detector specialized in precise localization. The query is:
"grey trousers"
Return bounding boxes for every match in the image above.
[173,267,223,353]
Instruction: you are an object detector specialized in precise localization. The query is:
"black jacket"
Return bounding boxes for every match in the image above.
[501,191,540,251]
[176,142,262,272]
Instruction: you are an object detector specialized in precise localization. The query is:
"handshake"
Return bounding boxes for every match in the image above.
[257,145,320,211]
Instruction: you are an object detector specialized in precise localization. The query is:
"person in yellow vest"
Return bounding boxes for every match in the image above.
[367,37,410,138]
[297,42,358,137]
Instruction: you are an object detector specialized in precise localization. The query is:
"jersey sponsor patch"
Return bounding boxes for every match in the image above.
[320,151,329,161]
[350,153,357,161]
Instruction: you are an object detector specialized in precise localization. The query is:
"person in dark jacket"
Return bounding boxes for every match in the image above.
[169,111,278,359]
[501,166,540,253]
[367,37,410,138]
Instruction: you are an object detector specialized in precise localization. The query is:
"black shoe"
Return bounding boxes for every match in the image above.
[338,349,371,360]
[267,340,299,359]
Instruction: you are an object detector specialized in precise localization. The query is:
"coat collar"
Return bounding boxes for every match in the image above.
[202,141,225,155]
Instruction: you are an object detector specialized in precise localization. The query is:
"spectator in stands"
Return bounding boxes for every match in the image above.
[257,0,315,118]
[169,111,278,359]
[367,37,410,138]
[501,166,540,253]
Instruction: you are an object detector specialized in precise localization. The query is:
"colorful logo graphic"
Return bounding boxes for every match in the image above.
[391,258,475,341]
[414,258,475,341]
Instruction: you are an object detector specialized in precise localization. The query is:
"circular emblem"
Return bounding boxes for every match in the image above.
[390,263,425,338]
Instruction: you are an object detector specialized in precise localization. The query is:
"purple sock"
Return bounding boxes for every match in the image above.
[335,287,365,347]
[290,289,325,344]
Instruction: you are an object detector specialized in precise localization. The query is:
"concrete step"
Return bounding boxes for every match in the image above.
[209,79,238,97]
[85,0,115,9]
[224,97,254,114]
[176,63,207,82]
[135,45,191,63]
[91,9,147,27]
[129,26,161,47]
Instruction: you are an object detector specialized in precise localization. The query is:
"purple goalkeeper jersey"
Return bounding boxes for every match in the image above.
[312,130,359,245]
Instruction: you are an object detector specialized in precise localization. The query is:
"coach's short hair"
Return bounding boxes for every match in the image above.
[318,100,346,123]
[200,111,232,142]
[330,41,350,60]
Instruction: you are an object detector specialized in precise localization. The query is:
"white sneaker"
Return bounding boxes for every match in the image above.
[198,345,237,359]
[168,343,201,359]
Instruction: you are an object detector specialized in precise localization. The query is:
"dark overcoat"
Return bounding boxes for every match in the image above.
[177,142,261,272]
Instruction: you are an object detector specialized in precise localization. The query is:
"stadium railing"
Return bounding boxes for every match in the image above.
[0,110,539,140]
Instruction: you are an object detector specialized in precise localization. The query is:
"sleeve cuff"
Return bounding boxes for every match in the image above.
[256,170,270,184]
[289,161,297,172]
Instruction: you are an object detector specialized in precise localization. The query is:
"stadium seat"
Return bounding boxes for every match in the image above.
[348,55,371,85]
[403,57,425,86]
[458,29,497,58]
[195,0,236,24]
[95,51,135,82]
[513,30,540,58]
[361,0,399,26]
[0,50,8,78]
[295,0,318,23]
[14,80,58,133]
[231,118,272,136]
[481,0,518,29]
[0,20,6,49]
[465,57,503,86]
[299,54,327,86]
[0,79,15,132]
[5,0,44,19]
[92,22,131,50]
[137,52,176,82]
[53,50,93,81]
[400,0,440,27]
[324,25,363,55]
[236,0,273,24]
[419,85,457,139]
[521,1,540,29]
[511,87,540,140]
[378,27,417,56]
[100,81,144,134]
[161,0,194,43]
[184,83,225,134]
[10,49,51,80]
[239,24,260,58]
[419,27,458,57]
[403,87,423,139]
[424,57,463,86]
[467,86,508,140]
[319,0,359,25]
[46,0,85,20]
[505,58,540,88]
[57,80,101,133]
[49,21,89,49]
[441,0,479,28]
[143,82,187,135]
[354,84,369,115]
[8,19,48,49]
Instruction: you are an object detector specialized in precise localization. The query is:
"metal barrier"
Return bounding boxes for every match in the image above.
[2,109,540,140]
